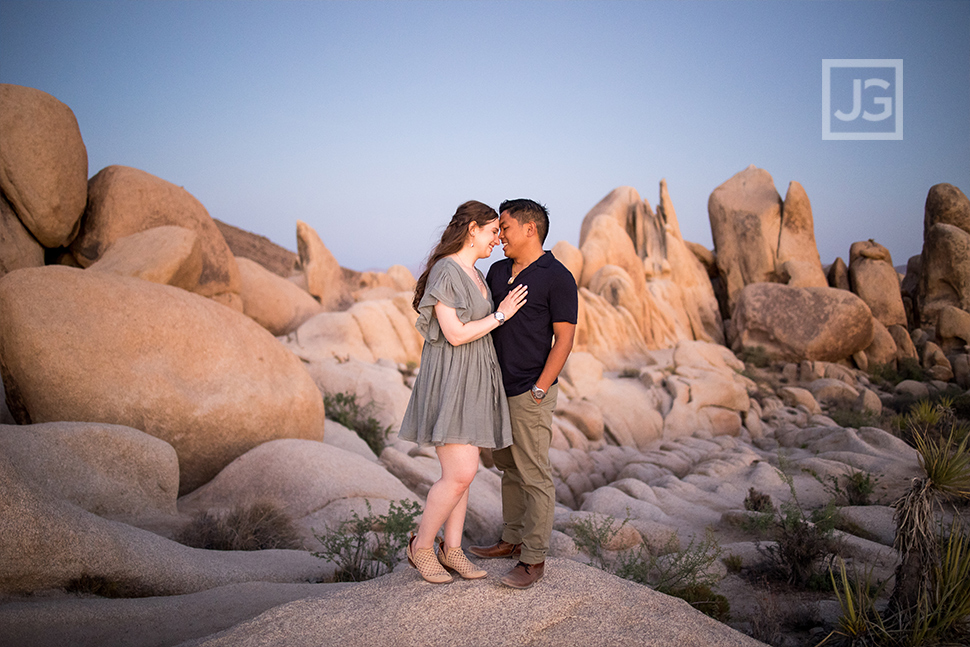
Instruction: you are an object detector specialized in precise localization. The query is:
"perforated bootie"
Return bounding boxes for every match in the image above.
[407,533,452,584]
[436,537,487,579]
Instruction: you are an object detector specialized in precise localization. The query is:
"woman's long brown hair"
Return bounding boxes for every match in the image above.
[412,200,498,312]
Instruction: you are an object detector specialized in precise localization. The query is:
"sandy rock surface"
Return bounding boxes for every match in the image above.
[174,558,767,647]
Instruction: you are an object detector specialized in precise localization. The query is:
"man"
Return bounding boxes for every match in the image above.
[470,198,578,589]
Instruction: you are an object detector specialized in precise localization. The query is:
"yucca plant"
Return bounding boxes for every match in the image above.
[819,557,891,647]
[903,521,970,645]
[887,401,970,642]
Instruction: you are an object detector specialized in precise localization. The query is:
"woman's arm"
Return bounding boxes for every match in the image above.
[435,284,527,346]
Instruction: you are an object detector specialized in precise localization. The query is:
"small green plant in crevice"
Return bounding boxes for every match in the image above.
[745,487,774,513]
[324,390,392,456]
[738,345,771,369]
[177,500,303,551]
[65,574,148,599]
[828,407,882,432]
[868,357,926,388]
[722,553,744,574]
[618,367,641,378]
[814,466,882,507]
[757,470,841,588]
[311,498,421,582]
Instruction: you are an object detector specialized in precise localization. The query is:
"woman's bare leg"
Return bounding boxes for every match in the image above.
[413,444,480,550]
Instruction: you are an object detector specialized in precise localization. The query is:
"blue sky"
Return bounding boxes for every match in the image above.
[2,1,968,274]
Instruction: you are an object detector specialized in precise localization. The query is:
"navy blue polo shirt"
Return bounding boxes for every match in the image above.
[486,251,578,397]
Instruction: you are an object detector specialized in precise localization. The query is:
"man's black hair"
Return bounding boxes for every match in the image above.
[499,198,550,244]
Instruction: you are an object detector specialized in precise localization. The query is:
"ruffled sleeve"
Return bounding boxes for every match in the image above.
[415,259,473,345]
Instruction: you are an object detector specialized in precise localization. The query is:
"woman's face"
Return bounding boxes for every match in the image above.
[469,218,501,258]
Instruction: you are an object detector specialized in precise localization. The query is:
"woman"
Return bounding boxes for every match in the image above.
[399,200,528,584]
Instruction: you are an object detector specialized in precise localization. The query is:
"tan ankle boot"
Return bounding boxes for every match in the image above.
[407,533,452,584]
[436,537,487,579]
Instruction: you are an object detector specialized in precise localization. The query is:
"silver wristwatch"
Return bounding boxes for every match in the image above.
[493,311,506,325]
[531,384,546,400]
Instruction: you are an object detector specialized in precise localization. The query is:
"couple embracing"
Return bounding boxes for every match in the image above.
[399,198,578,589]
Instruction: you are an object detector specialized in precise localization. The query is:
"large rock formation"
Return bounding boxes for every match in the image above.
[0,192,44,277]
[918,184,970,327]
[87,225,204,292]
[237,256,322,336]
[708,166,827,310]
[178,440,419,547]
[0,421,179,525]
[848,239,906,328]
[0,266,324,494]
[0,84,87,249]
[296,220,352,311]
[729,282,874,362]
[69,165,242,308]
[0,450,327,595]
[777,180,828,288]
[214,218,298,278]
[576,184,724,360]
[174,558,766,647]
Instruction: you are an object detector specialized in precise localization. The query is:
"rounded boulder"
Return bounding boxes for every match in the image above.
[69,165,241,304]
[0,84,88,248]
[730,282,874,363]
[0,266,324,494]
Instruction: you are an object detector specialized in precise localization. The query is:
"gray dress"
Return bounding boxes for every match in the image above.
[398,258,513,449]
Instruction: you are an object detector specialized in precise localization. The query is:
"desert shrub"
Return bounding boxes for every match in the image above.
[815,466,882,506]
[668,583,730,622]
[829,407,882,431]
[745,487,774,513]
[570,514,627,571]
[618,367,640,378]
[757,471,841,587]
[312,498,421,582]
[324,391,391,456]
[570,516,726,619]
[178,500,303,551]
[615,529,723,594]
[738,345,771,369]
[869,358,926,388]
[722,553,744,574]
[65,574,149,598]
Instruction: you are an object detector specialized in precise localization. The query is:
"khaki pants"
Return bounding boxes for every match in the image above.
[492,384,557,565]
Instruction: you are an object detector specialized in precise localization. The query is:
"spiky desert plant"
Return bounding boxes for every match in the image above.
[819,557,891,647]
[887,406,970,637]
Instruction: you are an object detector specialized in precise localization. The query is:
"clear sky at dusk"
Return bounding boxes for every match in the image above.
[2,0,968,274]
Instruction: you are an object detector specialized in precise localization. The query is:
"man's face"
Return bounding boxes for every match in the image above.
[499,211,527,260]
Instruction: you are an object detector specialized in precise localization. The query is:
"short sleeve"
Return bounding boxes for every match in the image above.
[415,260,472,344]
[549,264,579,325]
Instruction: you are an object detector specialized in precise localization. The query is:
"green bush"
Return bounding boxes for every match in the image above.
[569,514,627,571]
[668,583,730,622]
[738,345,771,369]
[177,500,303,551]
[815,467,882,506]
[828,407,882,431]
[758,471,840,587]
[311,499,421,582]
[722,553,744,574]
[744,487,774,513]
[324,391,391,456]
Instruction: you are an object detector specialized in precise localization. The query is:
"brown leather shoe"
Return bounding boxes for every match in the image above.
[500,561,544,589]
[468,540,522,559]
